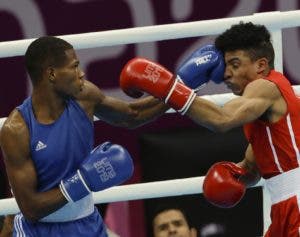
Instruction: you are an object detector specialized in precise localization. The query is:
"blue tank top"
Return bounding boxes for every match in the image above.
[17,97,94,192]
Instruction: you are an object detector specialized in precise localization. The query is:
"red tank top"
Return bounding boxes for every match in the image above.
[243,70,300,179]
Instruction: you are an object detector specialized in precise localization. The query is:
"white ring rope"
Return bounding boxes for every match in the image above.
[0,10,299,58]
[0,177,265,216]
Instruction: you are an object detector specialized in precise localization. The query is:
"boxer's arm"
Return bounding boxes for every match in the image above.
[186,79,280,132]
[0,110,67,222]
[237,144,261,187]
[76,80,168,128]
[0,215,14,237]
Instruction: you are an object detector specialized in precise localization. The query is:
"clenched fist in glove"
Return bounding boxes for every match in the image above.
[176,44,225,91]
[120,57,196,114]
[60,142,134,202]
[203,161,247,208]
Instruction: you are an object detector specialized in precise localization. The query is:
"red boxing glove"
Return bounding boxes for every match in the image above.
[120,57,196,114]
[203,161,247,208]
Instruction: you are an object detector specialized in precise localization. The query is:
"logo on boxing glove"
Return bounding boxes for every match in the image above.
[195,54,213,66]
[66,173,81,184]
[142,63,163,83]
[93,157,116,182]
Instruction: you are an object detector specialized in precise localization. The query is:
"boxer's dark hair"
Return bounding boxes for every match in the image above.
[215,22,274,69]
[25,36,73,85]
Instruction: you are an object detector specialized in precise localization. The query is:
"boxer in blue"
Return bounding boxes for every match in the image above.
[0,36,170,237]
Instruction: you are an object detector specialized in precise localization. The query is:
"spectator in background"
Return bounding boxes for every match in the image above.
[152,205,197,237]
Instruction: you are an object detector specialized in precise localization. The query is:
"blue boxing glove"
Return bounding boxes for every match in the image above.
[176,44,225,91]
[59,142,134,202]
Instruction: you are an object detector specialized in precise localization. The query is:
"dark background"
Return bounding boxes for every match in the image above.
[0,1,299,236]
[140,123,263,237]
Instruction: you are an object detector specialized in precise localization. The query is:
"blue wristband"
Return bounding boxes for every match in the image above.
[59,170,91,202]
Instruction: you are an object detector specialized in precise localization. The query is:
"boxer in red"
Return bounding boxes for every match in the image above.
[120,22,300,237]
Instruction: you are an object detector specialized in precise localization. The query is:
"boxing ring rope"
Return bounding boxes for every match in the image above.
[0,10,300,234]
[0,10,299,58]
[0,177,265,216]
